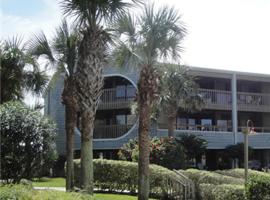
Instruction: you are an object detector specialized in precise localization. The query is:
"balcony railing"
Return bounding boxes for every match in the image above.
[94,124,134,139]
[198,88,270,112]
[98,87,136,110]
[237,91,270,112]
[199,88,232,110]
[158,123,270,133]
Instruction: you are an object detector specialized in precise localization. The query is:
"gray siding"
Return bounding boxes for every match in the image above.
[45,67,270,155]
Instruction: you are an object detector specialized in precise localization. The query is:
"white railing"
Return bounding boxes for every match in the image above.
[98,87,135,109]
[198,88,232,110]
[94,124,133,139]
[198,88,270,111]
[158,123,270,133]
[237,91,270,111]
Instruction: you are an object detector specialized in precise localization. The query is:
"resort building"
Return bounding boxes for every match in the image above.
[45,66,270,170]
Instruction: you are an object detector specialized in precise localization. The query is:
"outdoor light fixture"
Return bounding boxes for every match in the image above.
[243,119,256,186]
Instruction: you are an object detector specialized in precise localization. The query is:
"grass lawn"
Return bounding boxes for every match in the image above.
[32,177,65,187]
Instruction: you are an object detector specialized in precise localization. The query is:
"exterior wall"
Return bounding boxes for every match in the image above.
[45,66,270,155]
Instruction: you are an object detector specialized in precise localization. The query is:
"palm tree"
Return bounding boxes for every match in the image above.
[111,4,186,199]
[60,0,139,194]
[28,20,80,191]
[160,65,204,137]
[0,37,48,103]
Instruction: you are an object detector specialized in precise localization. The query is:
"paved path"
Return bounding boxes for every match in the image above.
[34,187,66,191]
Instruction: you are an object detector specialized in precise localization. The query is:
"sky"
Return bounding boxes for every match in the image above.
[1,0,270,107]
[1,0,270,75]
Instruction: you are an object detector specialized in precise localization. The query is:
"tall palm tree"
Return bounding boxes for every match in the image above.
[0,37,48,103]
[111,4,186,199]
[60,0,139,194]
[160,65,204,137]
[28,20,80,191]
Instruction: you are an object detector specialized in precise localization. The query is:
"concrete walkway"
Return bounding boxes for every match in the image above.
[34,187,66,191]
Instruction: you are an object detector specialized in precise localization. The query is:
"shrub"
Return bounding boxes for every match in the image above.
[0,101,58,183]
[180,169,244,185]
[74,159,185,198]
[199,184,245,200]
[215,168,270,179]
[176,134,207,166]
[0,185,94,200]
[246,175,270,200]
[118,137,186,169]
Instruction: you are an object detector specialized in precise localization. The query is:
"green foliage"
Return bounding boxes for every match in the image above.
[199,184,245,200]
[0,37,48,103]
[177,134,207,162]
[118,137,186,169]
[215,168,270,179]
[32,177,65,187]
[0,101,57,183]
[180,169,244,185]
[160,65,204,117]
[246,175,270,200]
[0,184,150,200]
[73,159,179,198]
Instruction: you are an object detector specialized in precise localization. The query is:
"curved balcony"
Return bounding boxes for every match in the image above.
[94,124,134,139]
[98,87,136,110]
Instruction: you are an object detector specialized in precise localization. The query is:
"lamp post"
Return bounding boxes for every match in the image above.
[244,119,255,186]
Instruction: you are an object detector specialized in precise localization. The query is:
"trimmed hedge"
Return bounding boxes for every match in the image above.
[74,159,180,198]
[246,175,270,200]
[179,169,244,185]
[215,168,270,179]
[199,184,245,200]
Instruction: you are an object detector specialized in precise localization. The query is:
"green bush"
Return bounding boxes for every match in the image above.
[74,159,183,198]
[0,185,94,200]
[0,101,58,183]
[199,184,245,200]
[180,169,244,185]
[179,169,244,200]
[118,137,186,169]
[246,175,270,200]
[215,168,270,179]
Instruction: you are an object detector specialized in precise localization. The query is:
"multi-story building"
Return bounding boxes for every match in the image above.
[45,66,270,170]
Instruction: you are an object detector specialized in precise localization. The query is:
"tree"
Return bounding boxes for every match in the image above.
[112,4,186,199]
[60,0,138,194]
[29,20,80,191]
[177,134,207,167]
[118,137,187,169]
[160,65,204,137]
[0,101,57,183]
[0,37,48,103]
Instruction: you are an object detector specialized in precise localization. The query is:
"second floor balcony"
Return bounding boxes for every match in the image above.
[94,124,134,139]
[199,88,270,112]
[98,86,136,110]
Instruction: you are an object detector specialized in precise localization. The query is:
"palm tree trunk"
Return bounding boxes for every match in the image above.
[65,103,76,191]
[168,116,175,137]
[80,111,94,194]
[138,66,158,200]
[62,78,77,192]
[138,99,151,200]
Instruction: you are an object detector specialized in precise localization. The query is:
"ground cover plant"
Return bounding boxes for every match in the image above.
[0,184,150,200]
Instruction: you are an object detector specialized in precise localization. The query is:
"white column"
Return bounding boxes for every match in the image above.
[232,73,238,144]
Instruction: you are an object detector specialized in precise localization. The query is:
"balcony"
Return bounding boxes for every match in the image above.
[94,124,134,139]
[158,123,270,133]
[98,87,136,110]
[199,89,270,112]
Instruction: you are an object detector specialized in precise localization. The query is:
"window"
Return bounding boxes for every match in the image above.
[201,119,212,131]
[116,115,126,125]
[217,120,228,131]
[177,118,187,130]
[188,118,196,130]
